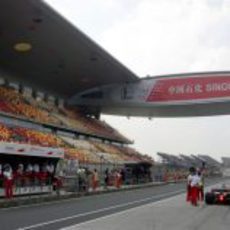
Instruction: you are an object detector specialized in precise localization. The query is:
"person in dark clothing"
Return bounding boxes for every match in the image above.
[104,168,109,188]
[120,169,125,184]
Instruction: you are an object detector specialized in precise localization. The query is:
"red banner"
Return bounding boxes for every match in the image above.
[147,76,230,102]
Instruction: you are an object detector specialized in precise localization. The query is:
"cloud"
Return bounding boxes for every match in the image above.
[47,0,230,76]
[99,0,230,76]
[46,0,139,41]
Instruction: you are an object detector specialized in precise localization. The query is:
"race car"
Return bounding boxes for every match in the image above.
[205,185,230,205]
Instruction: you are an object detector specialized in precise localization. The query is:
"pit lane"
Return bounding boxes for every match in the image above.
[0,178,224,230]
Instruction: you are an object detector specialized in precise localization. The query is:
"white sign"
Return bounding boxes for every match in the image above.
[0,142,64,158]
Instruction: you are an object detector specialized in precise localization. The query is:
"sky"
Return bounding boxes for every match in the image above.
[46,0,230,161]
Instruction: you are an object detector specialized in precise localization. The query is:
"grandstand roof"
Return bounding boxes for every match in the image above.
[222,157,230,167]
[198,155,221,167]
[0,0,138,98]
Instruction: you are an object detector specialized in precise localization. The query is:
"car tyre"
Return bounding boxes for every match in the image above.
[205,193,215,205]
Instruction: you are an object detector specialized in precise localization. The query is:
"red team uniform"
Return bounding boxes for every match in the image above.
[187,173,201,206]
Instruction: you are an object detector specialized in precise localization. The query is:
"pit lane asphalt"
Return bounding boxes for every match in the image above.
[0,178,223,230]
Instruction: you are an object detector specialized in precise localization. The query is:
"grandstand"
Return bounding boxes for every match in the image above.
[0,76,153,188]
[179,155,194,168]
[198,155,221,168]
[0,80,153,196]
[157,152,183,167]
[222,157,230,168]
[221,157,230,177]
[0,84,151,164]
[157,152,221,178]
[0,85,130,143]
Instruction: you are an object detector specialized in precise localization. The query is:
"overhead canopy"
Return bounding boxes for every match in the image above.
[0,0,138,98]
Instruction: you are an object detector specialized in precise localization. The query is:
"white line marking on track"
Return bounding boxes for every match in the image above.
[60,181,229,230]
[60,192,184,230]
[17,189,184,230]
